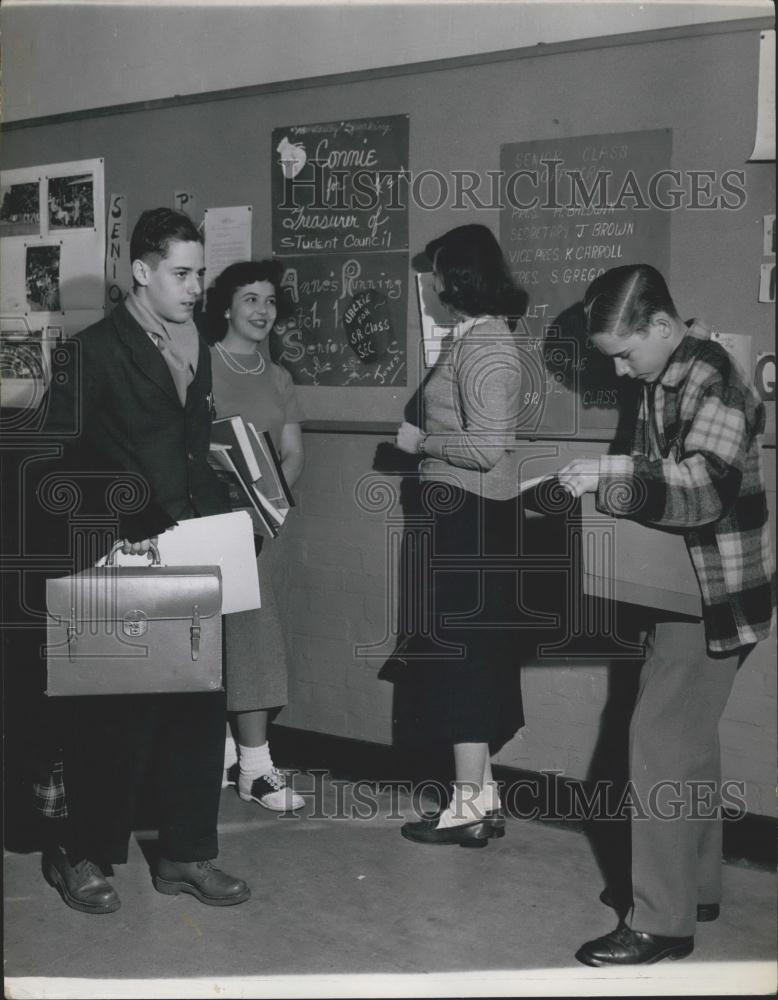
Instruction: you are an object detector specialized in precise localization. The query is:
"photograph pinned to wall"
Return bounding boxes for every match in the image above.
[763,214,775,257]
[0,181,41,237]
[47,173,95,230]
[25,244,62,313]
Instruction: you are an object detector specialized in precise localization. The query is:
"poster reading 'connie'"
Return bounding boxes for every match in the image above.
[271,115,409,387]
[272,114,409,255]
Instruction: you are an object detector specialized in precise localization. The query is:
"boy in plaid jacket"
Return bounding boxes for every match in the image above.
[560,264,774,966]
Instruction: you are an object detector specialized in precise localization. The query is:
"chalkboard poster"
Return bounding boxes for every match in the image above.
[270,253,408,386]
[500,129,672,435]
[272,115,409,255]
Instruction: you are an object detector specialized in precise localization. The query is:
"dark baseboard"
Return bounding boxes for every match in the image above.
[271,724,777,871]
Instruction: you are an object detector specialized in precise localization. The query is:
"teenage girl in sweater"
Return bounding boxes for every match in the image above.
[395,224,529,846]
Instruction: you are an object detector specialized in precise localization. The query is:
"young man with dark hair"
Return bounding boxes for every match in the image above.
[37,208,250,913]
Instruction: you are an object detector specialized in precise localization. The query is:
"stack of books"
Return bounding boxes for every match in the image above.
[207,416,295,539]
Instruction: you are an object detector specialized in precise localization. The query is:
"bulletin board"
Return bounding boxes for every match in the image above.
[271,114,409,387]
[1,18,773,436]
[499,128,672,436]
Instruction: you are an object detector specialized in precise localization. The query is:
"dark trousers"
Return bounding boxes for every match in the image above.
[58,690,226,865]
[629,619,741,936]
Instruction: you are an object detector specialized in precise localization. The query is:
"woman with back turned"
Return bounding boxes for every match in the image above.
[394,224,529,847]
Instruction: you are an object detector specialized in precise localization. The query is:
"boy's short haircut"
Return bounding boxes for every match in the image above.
[584,264,679,338]
[130,208,202,265]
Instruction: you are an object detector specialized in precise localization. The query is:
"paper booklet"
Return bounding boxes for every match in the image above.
[96,510,261,614]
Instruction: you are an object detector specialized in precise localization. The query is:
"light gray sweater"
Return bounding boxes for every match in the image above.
[420,315,524,500]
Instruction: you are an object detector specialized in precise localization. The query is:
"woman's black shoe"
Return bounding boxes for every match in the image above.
[401,811,505,847]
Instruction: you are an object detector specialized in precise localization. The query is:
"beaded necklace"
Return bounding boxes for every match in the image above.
[215,341,266,375]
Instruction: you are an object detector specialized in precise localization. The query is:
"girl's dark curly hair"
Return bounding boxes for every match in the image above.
[425,224,528,331]
[204,259,289,343]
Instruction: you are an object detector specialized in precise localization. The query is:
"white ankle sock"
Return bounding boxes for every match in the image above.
[224,732,238,770]
[436,785,487,829]
[239,741,273,778]
[480,780,501,811]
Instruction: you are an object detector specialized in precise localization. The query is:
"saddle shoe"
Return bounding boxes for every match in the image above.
[238,767,305,812]
[43,847,120,915]
[576,925,694,966]
[154,858,250,906]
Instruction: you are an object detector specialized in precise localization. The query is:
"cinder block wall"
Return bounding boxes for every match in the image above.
[274,431,777,817]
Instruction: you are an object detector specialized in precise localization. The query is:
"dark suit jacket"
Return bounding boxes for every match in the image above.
[37,300,229,556]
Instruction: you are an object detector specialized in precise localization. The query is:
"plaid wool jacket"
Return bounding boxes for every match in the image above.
[596,319,775,654]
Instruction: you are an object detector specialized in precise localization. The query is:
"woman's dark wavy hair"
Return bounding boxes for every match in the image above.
[204,259,289,344]
[583,264,679,339]
[425,224,528,331]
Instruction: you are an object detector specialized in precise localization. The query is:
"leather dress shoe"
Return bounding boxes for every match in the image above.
[43,847,120,914]
[600,887,720,922]
[576,925,694,966]
[401,810,505,848]
[154,858,250,906]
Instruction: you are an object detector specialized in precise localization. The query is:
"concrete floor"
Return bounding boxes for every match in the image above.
[4,776,777,998]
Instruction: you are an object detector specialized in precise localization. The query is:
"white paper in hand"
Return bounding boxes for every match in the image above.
[100,511,260,613]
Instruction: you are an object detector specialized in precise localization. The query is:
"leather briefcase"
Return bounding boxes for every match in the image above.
[45,542,223,696]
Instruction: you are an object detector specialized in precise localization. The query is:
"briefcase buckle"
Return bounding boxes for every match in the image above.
[67,608,77,662]
[190,605,201,661]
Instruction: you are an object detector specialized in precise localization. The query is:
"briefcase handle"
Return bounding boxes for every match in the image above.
[105,540,162,566]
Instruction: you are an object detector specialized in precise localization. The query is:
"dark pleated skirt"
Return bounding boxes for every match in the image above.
[388,484,525,752]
